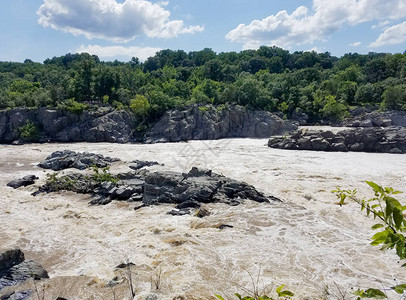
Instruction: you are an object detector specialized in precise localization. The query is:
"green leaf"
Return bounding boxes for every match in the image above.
[276,284,285,294]
[214,295,225,300]
[363,288,387,299]
[371,224,384,230]
[391,284,406,294]
[366,181,382,194]
[279,291,295,297]
[393,208,404,229]
[371,231,389,246]
[235,293,243,300]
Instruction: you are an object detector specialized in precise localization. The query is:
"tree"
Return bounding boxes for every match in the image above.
[130,95,150,117]
[381,85,406,110]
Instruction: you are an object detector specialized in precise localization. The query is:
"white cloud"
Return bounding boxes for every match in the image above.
[37,0,203,42]
[371,20,391,29]
[76,44,161,61]
[370,21,406,47]
[306,47,322,53]
[349,41,361,47]
[226,0,406,49]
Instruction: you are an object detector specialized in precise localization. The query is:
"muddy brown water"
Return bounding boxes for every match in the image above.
[1,138,405,299]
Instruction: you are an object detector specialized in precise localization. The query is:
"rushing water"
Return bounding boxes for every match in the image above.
[1,138,406,299]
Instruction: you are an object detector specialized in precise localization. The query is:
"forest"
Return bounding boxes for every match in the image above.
[0,46,405,123]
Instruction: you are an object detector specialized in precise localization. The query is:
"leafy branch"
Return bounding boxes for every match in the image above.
[332,181,406,298]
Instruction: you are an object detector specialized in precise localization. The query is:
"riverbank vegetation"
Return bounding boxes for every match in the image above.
[0,47,405,122]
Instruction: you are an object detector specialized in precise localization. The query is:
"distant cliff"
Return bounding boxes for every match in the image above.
[0,105,296,144]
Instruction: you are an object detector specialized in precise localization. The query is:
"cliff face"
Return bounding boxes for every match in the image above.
[0,108,135,143]
[0,105,296,144]
[144,105,296,143]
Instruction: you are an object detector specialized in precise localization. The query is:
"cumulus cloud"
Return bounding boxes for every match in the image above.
[370,21,406,47]
[76,44,161,61]
[349,41,361,47]
[226,0,406,49]
[37,0,204,42]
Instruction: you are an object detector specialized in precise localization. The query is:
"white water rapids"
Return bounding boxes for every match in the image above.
[1,138,405,299]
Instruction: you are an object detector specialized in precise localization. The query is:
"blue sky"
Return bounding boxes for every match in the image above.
[1,0,406,63]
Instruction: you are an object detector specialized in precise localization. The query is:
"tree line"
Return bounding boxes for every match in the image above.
[0,46,405,122]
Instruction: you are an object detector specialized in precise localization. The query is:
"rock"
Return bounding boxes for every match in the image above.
[0,108,136,144]
[167,209,191,216]
[144,105,297,142]
[1,290,32,300]
[176,200,201,209]
[38,150,119,171]
[0,249,48,292]
[34,164,280,212]
[110,186,136,200]
[343,110,406,128]
[0,106,297,144]
[268,127,406,153]
[218,224,233,229]
[195,207,210,218]
[129,160,160,171]
[7,175,38,189]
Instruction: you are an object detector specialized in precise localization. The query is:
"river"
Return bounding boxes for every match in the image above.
[1,138,405,299]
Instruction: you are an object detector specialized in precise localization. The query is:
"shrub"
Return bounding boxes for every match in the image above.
[130,95,150,117]
[18,120,39,141]
[57,98,88,114]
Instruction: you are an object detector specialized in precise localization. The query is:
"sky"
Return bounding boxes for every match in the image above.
[1,0,406,63]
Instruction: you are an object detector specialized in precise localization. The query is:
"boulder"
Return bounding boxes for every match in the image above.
[0,249,48,292]
[38,150,119,171]
[7,175,38,189]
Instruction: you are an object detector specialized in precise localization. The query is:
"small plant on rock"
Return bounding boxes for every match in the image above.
[90,165,118,183]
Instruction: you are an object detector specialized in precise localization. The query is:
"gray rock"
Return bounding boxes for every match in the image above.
[6,175,38,189]
[269,127,406,153]
[144,105,297,142]
[0,106,297,144]
[38,150,119,171]
[0,249,48,292]
[1,290,32,300]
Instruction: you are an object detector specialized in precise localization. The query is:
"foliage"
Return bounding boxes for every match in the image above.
[57,98,89,114]
[215,284,294,300]
[1,47,406,122]
[129,95,150,117]
[332,181,406,299]
[45,173,76,191]
[18,120,39,141]
[90,165,118,184]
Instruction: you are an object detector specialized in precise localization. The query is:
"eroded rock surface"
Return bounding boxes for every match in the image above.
[33,158,280,213]
[145,105,296,143]
[0,106,296,144]
[268,127,406,153]
[0,249,48,292]
[6,175,38,189]
[38,150,119,171]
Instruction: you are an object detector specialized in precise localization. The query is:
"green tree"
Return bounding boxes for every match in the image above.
[381,84,406,110]
[130,95,151,117]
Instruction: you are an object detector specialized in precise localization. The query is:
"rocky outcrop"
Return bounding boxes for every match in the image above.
[343,110,406,128]
[0,107,135,144]
[33,153,281,213]
[268,128,406,153]
[7,175,38,189]
[0,106,296,144]
[144,105,296,143]
[0,249,48,292]
[38,150,119,171]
